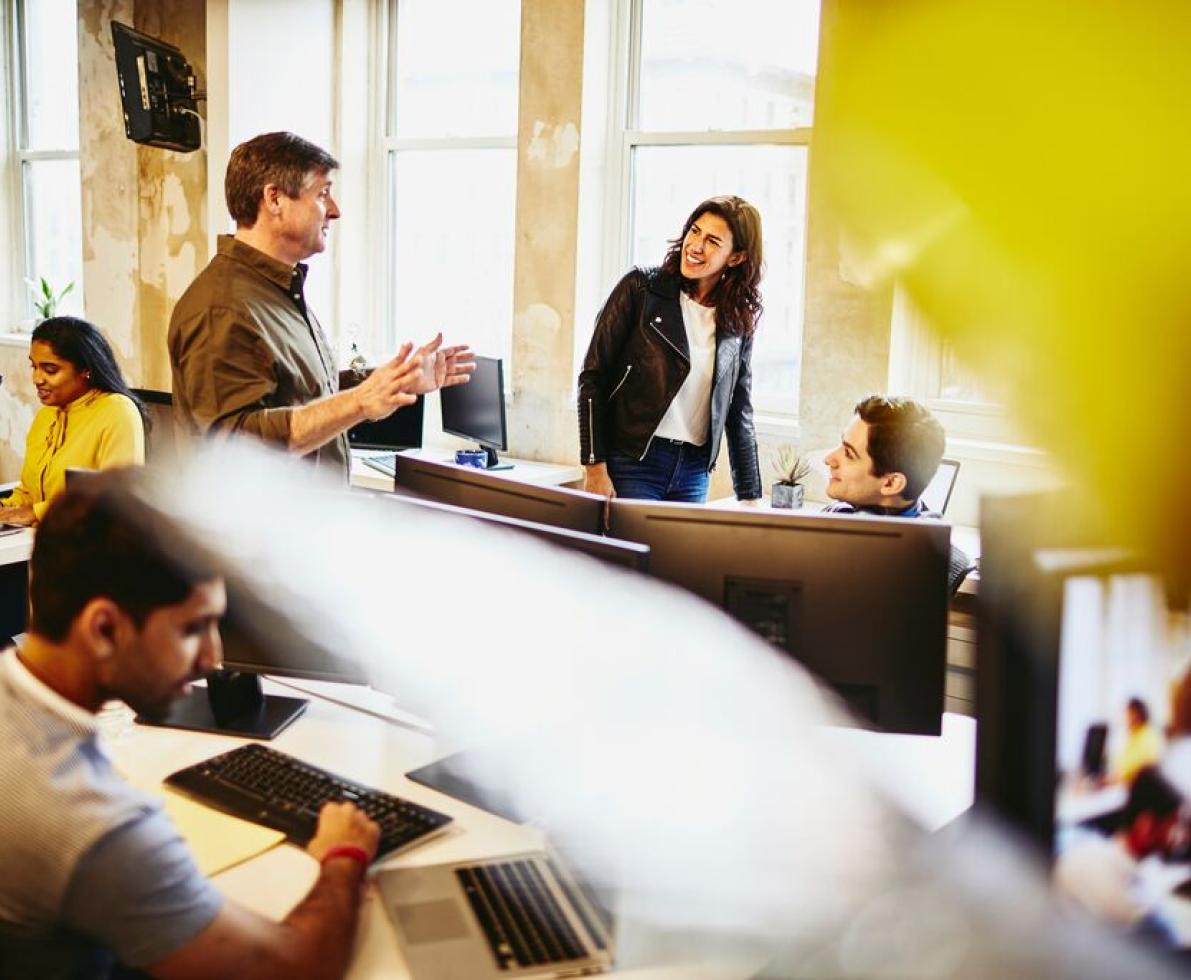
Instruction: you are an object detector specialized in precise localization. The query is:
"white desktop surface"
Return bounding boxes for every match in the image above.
[351,448,582,494]
[0,527,33,566]
[103,680,764,978]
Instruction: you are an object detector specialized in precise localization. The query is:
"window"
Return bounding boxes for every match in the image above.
[10,0,83,320]
[608,0,819,420]
[382,0,521,365]
[889,282,1027,445]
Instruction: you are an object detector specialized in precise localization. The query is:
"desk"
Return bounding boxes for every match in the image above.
[350,448,582,494]
[0,528,32,642]
[0,527,33,566]
[105,680,762,978]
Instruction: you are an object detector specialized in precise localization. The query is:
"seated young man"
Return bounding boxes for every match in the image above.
[0,475,379,979]
[823,395,945,517]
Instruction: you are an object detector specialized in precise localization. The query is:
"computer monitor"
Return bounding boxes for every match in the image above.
[974,493,1191,954]
[974,493,1159,848]
[382,494,648,573]
[440,355,508,468]
[607,501,951,734]
[111,22,201,152]
[392,454,605,535]
[348,394,424,451]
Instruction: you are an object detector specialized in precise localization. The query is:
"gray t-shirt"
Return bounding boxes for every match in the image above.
[0,650,224,978]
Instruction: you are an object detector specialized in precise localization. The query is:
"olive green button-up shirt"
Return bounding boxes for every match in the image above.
[168,235,349,480]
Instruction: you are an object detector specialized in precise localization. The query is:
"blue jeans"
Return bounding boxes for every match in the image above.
[607,438,710,502]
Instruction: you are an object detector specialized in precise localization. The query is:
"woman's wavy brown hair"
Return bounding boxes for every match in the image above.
[660,195,764,337]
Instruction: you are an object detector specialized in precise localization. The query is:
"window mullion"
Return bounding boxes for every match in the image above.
[626,127,812,148]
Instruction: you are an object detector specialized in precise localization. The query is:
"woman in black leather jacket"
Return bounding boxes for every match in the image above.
[577,196,763,503]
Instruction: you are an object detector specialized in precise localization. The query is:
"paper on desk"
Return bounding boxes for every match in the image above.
[124,773,286,876]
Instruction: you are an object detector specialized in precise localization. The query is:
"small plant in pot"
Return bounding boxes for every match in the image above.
[24,277,74,325]
[771,446,810,509]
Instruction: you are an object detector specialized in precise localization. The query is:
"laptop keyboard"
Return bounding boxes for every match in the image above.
[362,453,398,477]
[165,743,452,859]
[457,860,587,970]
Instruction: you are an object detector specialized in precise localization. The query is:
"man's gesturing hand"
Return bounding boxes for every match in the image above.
[403,333,476,395]
[353,342,420,421]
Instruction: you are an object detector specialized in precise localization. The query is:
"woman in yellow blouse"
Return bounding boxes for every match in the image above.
[0,317,145,525]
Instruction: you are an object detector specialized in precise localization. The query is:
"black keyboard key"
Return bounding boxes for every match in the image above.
[456,861,586,970]
[458,866,525,970]
[519,861,585,960]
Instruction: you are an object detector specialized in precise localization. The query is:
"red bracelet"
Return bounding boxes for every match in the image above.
[320,844,371,870]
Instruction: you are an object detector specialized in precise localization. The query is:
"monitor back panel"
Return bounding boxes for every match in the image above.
[386,494,648,573]
[608,501,951,734]
[392,454,604,535]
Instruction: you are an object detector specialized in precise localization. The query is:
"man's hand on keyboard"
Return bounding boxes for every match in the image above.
[306,801,381,864]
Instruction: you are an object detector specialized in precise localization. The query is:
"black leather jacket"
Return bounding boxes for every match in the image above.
[577,267,762,499]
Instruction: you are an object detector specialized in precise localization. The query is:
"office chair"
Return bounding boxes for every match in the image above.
[131,388,178,463]
[948,544,979,597]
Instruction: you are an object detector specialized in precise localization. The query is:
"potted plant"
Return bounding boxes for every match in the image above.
[771,446,810,509]
[24,277,74,326]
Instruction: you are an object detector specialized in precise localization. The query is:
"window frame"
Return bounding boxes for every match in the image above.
[602,0,815,430]
[7,0,82,323]
[378,0,520,362]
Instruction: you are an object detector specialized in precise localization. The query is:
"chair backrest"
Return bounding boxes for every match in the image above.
[948,542,978,597]
[131,388,177,463]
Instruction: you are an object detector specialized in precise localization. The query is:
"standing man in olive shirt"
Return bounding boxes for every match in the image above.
[169,131,472,481]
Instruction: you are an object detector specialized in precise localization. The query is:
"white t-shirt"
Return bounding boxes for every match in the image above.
[653,291,717,445]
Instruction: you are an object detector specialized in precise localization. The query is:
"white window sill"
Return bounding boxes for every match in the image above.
[753,413,800,440]
[0,333,33,348]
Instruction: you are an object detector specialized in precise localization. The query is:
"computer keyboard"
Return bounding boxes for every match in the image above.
[165,743,452,859]
[362,453,398,477]
[457,860,587,970]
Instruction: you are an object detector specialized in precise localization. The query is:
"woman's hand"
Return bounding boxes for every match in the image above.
[0,506,35,527]
[583,463,615,498]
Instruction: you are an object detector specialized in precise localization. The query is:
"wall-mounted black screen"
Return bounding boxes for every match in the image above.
[111,21,201,152]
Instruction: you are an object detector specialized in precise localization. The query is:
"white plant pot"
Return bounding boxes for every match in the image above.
[771,482,804,509]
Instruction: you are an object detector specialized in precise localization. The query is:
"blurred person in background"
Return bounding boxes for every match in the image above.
[1114,697,1164,786]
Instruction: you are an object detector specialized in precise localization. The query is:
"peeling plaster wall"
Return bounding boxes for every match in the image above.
[506,0,585,464]
[0,2,207,482]
[78,0,208,392]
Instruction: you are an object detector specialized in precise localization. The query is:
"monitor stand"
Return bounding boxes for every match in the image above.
[135,669,307,739]
[479,445,513,471]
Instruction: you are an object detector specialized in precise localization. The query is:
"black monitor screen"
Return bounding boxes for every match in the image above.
[348,395,424,451]
[441,356,507,451]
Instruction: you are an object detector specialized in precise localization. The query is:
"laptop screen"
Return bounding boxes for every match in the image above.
[347,394,424,451]
[920,458,960,515]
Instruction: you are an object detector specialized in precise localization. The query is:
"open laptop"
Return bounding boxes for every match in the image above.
[381,750,614,977]
[347,394,424,477]
[920,457,960,516]
[376,844,614,978]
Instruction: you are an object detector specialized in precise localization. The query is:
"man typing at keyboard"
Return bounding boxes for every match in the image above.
[0,476,379,980]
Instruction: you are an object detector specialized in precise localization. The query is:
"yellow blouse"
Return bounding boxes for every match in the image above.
[3,390,145,523]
